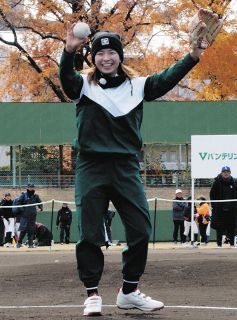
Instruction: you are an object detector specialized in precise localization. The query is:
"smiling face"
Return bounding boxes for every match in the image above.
[94,48,120,76]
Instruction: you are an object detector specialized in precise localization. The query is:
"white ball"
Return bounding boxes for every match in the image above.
[73,22,91,38]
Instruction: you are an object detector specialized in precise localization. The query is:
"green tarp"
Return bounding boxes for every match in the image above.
[0,103,76,145]
[39,209,216,242]
[0,100,236,145]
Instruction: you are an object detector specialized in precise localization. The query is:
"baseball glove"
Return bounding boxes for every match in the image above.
[208,0,231,17]
[188,8,223,49]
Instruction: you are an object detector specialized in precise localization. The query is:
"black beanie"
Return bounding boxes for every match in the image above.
[91,31,124,63]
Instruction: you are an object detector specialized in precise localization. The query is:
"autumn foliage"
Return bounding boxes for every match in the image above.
[0,0,236,102]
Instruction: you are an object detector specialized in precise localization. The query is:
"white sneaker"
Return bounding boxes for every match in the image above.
[83,295,102,316]
[116,289,164,311]
[4,243,10,247]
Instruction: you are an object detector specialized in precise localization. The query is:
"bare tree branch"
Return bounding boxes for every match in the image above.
[15,25,64,42]
[0,8,17,42]
[125,1,137,21]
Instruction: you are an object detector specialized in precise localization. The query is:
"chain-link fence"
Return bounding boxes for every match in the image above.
[0,144,214,188]
[0,145,76,188]
[0,171,213,188]
[0,170,75,188]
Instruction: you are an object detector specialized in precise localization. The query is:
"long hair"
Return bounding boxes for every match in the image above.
[81,63,139,85]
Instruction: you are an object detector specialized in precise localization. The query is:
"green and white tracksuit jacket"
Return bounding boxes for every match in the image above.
[59,50,198,288]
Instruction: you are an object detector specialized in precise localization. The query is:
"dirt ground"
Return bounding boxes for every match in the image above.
[0,244,237,320]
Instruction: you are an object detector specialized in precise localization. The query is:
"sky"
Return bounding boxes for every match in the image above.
[0,0,236,48]
[141,1,237,51]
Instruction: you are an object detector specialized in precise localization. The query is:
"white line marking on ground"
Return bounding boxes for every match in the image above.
[0,305,236,311]
[166,305,237,310]
[0,305,85,309]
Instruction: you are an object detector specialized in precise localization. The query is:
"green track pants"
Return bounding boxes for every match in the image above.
[75,153,151,288]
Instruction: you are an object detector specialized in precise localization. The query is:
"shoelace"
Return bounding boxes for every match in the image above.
[84,296,101,306]
[136,290,152,301]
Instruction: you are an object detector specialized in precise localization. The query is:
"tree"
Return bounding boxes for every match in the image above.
[185,0,237,100]
[0,0,236,102]
[19,146,59,173]
[189,31,237,100]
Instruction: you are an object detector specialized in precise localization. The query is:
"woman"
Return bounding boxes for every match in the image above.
[59,22,205,316]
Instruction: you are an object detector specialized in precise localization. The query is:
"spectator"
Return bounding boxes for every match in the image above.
[210,166,237,247]
[12,194,22,242]
[172,189,186,244]
[0,193,15,247]
[56,203,72,244]
[35,222,53,246]
[183,195,199,244]
[12,193,24,242]
[16,184,43,248]
[196,196,211,245]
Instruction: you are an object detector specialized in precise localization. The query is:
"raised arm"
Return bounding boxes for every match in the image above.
[144,8,223,101]
[144,53,199,101]
[59,23,88,100]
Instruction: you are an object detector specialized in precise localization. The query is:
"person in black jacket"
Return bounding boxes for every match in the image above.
[35,222,53,246]
[0,193,15,246]
[16,184,43,248]
[172,189,186,243]
[210,166,237,247]
[56,203,72,244]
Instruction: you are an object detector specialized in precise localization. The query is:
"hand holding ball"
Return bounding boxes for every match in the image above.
[73,22,91,39]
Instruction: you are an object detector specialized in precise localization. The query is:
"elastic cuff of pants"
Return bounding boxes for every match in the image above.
[123,278,139,283]
[84,283,99,289]
[86,286,98,290]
